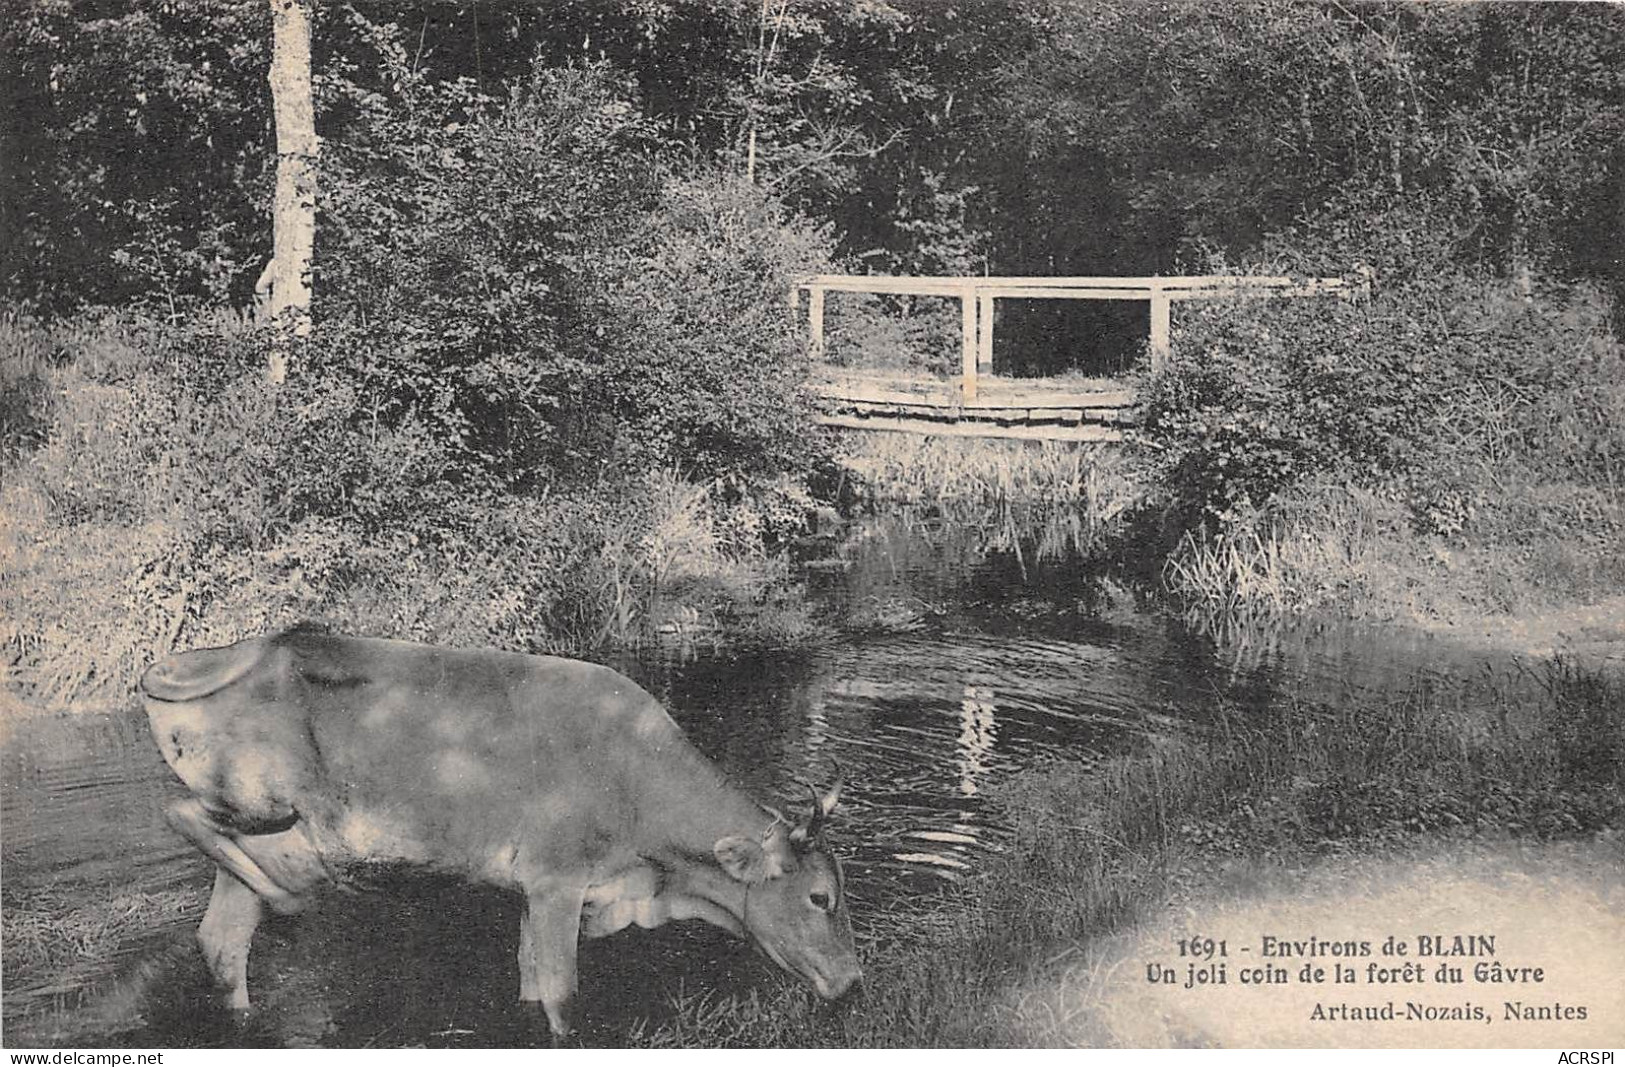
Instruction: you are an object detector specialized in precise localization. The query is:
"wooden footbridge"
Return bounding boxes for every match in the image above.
[795,273,1358,441]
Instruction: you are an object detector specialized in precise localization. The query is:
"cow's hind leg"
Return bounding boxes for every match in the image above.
[518,881,587,1042]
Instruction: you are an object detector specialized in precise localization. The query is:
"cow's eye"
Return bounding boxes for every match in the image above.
[810,890,832,911]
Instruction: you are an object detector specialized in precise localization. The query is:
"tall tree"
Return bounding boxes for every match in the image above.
[262,0,317,382]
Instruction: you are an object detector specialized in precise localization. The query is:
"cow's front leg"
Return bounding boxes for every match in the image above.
[518,882,587,1041]
[197,867,264,1014]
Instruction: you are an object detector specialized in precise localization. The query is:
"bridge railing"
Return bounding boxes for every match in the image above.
[791,273,1363,400]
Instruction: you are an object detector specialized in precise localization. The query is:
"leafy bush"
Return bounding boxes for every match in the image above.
[2,45,851,705]
[1140,200,1625,621]
[317,52,834,491]
[1,309,828,704]
[1141,249,1625,535]
[587,176,834,478]
[317,56,663,489]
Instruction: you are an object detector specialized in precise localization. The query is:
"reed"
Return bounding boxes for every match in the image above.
[835,430,1144,513]
[832,432,1145,570]
[1161,480,1625,629]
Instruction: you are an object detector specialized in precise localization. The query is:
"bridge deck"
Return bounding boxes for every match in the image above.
[809,368,1134,442]
[794,272,1357,440]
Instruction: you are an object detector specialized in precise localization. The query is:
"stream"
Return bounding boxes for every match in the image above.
[0,515,1530,1047]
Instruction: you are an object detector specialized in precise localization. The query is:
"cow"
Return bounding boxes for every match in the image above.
[140,626,862,1039]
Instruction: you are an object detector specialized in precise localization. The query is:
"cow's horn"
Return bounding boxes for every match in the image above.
[805,775,842,840]
[802,783,825,840]
[818,776,842,819]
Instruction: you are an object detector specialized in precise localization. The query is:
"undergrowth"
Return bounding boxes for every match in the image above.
[0,310,827,708]
[1142,212,1625,627]
[828,431,1146,567]
[835,431,1143,511]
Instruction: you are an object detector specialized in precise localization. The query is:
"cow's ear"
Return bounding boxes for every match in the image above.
[713,835,772,884]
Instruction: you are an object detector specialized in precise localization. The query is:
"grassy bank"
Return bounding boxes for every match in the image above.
[1,455,823,709]
[833,430,1142,512]
[1160,479,1625,634]
[825,423,1625,654]
[626,657,1622,1046]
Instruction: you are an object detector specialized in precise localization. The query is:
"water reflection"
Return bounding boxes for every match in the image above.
[0,513,1544,1048]
[957,684,997,798]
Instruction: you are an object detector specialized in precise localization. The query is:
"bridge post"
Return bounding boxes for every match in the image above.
[1149,282,1171,373]
[808,286,826,360]
[961,286,978,400]
[977,291,995,376]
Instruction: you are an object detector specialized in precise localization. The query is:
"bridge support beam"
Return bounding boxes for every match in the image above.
[808,286,826,361]
[977,292,995,376]
[1149,283,1171,373]
[960,289,978,400]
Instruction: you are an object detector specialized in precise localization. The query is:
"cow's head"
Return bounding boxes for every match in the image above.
[712,781,862,1001]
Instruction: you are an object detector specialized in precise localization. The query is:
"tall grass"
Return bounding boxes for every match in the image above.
[624,657,1622,1046]
[836,431,1143,512]
[830,431,1146,568]
[1161,480,1625,626]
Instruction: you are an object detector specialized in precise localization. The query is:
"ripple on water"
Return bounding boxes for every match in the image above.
[1,518,1535,1047]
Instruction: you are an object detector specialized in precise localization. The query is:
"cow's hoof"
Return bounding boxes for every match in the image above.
[519,1002,573,1048]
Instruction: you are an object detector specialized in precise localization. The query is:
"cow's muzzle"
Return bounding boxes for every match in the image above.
[812,961,864,1002]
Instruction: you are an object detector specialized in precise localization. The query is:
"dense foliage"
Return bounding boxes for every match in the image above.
[1,49,836,700]
[1139,194,1625,618]
[316,42,831,489]
[4,1,1625,688]
[1142,215,1625,533]
[8,3,1619,330]
[2,3,273,309]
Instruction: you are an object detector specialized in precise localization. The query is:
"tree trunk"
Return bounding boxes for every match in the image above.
[261,0,317,384]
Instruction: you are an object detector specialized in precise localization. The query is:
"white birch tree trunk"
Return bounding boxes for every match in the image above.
[261,0,317,384]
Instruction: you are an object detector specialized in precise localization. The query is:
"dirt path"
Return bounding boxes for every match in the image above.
[1014,837,1625,1047]
[1012,593,1625,1048]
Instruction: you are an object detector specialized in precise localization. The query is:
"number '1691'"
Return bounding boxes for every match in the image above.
[1178,938,1228,961]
